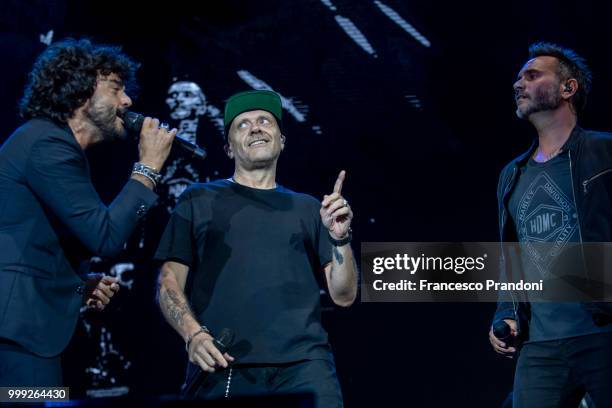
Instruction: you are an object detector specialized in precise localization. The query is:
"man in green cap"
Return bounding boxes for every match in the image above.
[156,89,357,407]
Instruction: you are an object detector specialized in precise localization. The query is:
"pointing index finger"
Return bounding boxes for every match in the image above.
[333,170,346,194]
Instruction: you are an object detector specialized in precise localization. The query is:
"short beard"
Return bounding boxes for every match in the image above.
[516,82,562,119]
[85,95,126,141]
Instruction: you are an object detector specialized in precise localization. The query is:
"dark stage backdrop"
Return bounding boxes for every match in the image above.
[2,0,612,406]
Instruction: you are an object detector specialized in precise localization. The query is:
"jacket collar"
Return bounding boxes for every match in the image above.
[561,125,584,152]
[511,125,584,168]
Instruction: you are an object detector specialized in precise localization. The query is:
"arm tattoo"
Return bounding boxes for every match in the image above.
[158,269,192,328]
[333,246,344,265]
[160,288,191,327]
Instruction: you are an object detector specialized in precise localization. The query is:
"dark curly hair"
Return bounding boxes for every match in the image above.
[19,38,139,123]
[528,42,592,115]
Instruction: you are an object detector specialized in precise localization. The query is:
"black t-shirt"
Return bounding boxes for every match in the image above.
[508,152,612,342]
[155,179,333,364]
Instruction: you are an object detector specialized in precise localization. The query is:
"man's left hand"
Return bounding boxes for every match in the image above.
[321,170,353,240]
[84,274,120,311]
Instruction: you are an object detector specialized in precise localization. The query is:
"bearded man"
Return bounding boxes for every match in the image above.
[0,38,175,386]
[489,42,612,407]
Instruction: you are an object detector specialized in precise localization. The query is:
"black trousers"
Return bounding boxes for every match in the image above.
[513,332,612,408]
[190,359,343,408]
[0,340,62,387]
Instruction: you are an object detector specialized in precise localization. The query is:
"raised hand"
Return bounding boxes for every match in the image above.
[137,117,177,171]
[320,170,353,240]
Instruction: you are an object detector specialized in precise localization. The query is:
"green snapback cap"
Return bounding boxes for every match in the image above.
[224,90,283,138]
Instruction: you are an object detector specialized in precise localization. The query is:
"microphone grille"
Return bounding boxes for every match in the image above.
[123,111,144,133]
[492,320,511,339]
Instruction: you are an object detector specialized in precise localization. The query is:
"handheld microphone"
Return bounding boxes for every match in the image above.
[123,111,207,160]
[182,328,235,398]
[493,320,513,345]
[212,328,234,355]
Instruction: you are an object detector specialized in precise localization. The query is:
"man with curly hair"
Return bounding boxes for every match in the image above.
[489,42,612,407]
[0,38,175,386]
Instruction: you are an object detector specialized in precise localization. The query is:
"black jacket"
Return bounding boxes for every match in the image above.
[0,118,157,357]
[493,126,612,339]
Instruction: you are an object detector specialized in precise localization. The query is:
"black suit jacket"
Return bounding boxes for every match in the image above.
[0,118,157,357]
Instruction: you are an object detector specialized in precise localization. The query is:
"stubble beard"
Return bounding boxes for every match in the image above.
[85,95,126,141]
[233,130,281,171]
[516,83,562,120]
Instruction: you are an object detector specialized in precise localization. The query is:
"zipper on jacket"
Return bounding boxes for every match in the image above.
[500,166,517,238]
[500,166,519,323]
[569,150,589,280]
[582,168,612,194]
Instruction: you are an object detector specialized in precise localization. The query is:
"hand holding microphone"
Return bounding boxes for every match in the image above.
[183,328,235,398]
[134,116,177,172]
[489,319,518,358]
[124,111,207,162]
[187,328,235,373]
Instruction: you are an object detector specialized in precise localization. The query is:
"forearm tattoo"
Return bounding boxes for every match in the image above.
[161,288,190,327]
[333,246,344,265]
[158,269,192,328]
